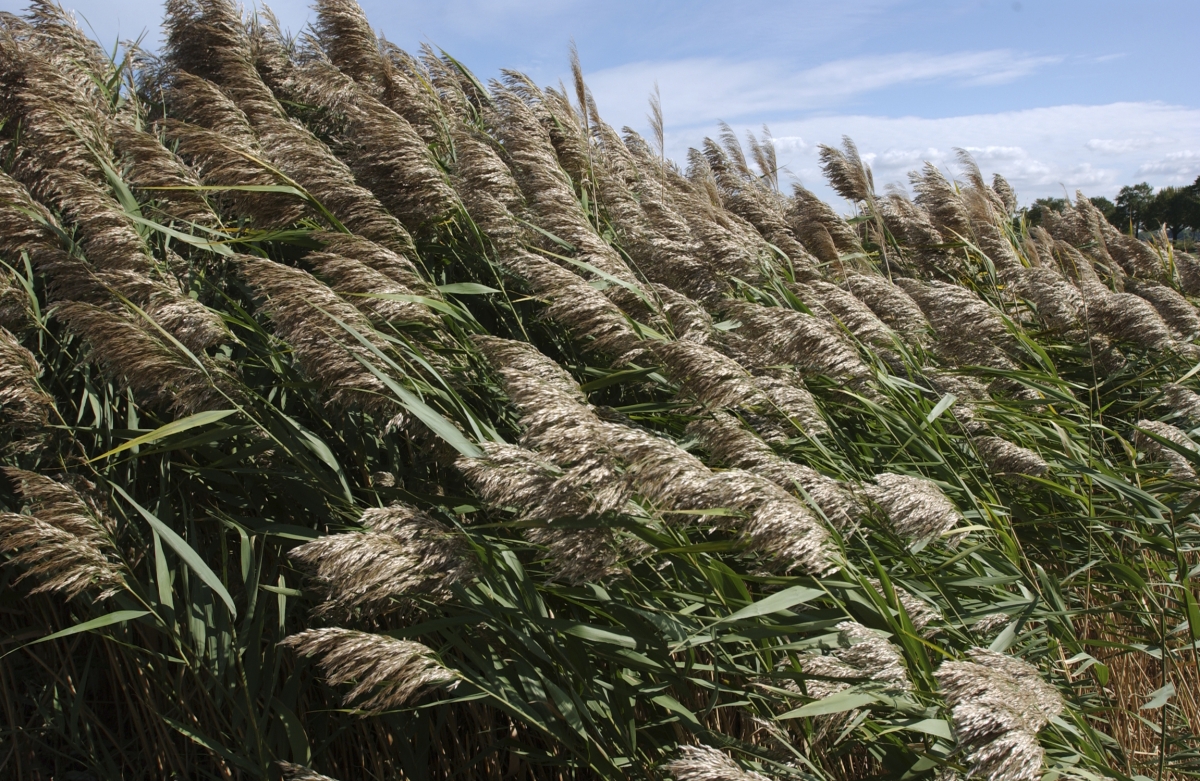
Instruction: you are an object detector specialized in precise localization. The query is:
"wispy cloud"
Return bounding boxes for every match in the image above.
[1137,150,1200,177]
[586,50,1062,127]
[705,102,1200,203]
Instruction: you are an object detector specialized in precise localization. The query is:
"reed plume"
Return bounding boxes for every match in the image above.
[1162,383,1200,422]
[724,302,869,380]
[0,326,54,434]
[1125,279,1200,339]
[108,122,217,227]
[281,628,459,714]
[702,133,819,274]
[687,413,864,529]
[304,248,436,325]
[878,191,952,275]
[818,137,873,204]
[841,273,930,345]
[971,436,1049,477]
[1134,419,1197,479]
[867,578,942,635]
[797,280,897,348]
[801,621,911,694]
[279,50,461,231]
[893,279,1016,368]
[866,473,963,543]
[935,649,1063,781]
[277,762,341,781]
[911,162,970,240]
[488,76,640,286]
[663,745,773,781]
[311,0,446,144]
[236,256,393,410]
[0,468,124,600]
[289,505,474,616]
[788,185,866,268]
[54,301,236,414]
[456,443,624,582]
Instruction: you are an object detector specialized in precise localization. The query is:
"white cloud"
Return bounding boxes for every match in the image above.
[686,103,1200,204]
[1136,150,1200,178]
[586,50,1062,127]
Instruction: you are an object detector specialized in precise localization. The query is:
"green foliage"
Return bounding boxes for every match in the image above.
[0,4,1198,781]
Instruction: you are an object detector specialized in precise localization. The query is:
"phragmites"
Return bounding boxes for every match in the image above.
[289,505,474,616]
[797,280,897,348]
[311,0,446,143]
[878,192,953,276]
[1135,419,1197,479]
[1088,292,1172,351]
[281,628,459,714]
[869,579,942,635]
[662,745,773,781]
[935,649,1063,781]
[1125,279,1200,339]
[819,137,874,204]
[746,373,829,437]
[731,473,837,574]
[841,273,930,345]
[457,444,625,583]
[687,413,863,528]
[107,122,217,227]
[304,249,437,325]
[911,162,970,239]
[700,131,819,274]
[866,473,963,543]
[725,302,869,380]
[788,184,865,268]
[277,763,340,781]
[488,76,640,287]
[1009,266,1083,332]
[971,436,1048,477]
[54,301,236,415]
[1163,383,1200,423]
[280,52,461,231]
[0,469,124,600]
[457,442,593,522]
[236,256,392,409]
[0,327,54,433]
[801,621,911,695]
[503,252,642,358]
[652,340,760,409]
[893,278,1016,368]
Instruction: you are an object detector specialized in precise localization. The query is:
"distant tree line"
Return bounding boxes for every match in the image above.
[1023,176,1200,240]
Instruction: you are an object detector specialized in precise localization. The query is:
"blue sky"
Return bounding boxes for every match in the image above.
[11,0,1200,205]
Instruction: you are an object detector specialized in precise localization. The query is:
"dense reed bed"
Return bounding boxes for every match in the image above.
[1,2,1198,779]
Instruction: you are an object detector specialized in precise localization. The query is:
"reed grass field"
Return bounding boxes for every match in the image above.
[1,1,1199,779]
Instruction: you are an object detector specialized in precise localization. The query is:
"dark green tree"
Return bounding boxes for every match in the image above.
[1146,185,1200,240]
[1114,182,1154,234]
[1024,196,1067,227]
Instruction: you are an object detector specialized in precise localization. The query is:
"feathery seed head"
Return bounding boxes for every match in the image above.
[867,473,963,543]
[971,436,1048,477]
[1163,383,1200,423]
[725,302,868,380]
[1,469,123,600]
[935,649,1063,781]
[290,505,474,615]
[0,327,54,433]
[281,628,458,713]
[867,578,942,635]
[277,762,340,781]
[841,274,930,345]
[1135,419,1197,479]
[662,745,773,781]
[55,301,237,415]
[819,137,873,203]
